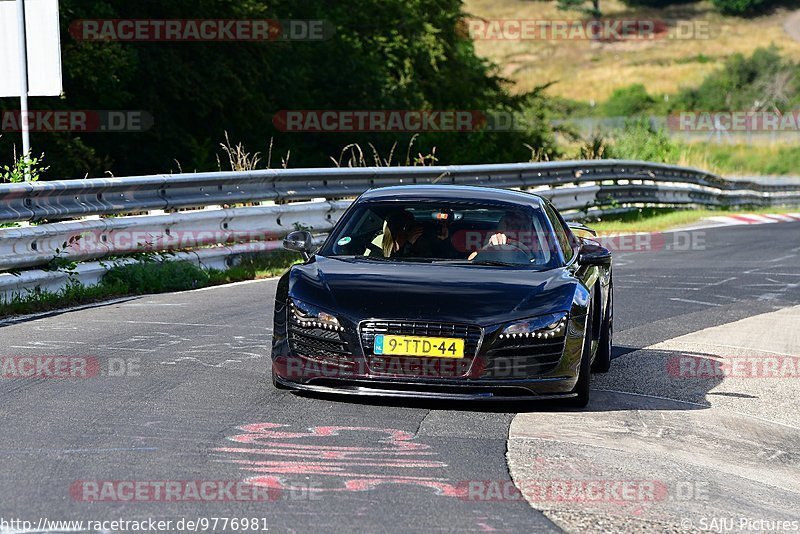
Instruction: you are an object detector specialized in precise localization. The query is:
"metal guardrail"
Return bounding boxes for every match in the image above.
[1,160,800,301]
[1,160,799,224]
[0,201,349,271]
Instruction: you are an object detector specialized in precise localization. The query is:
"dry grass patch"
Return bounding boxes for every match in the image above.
[464,0,800,101]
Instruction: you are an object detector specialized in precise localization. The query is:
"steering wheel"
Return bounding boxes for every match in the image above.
[472,242,531,264]
[486,240,529,254]
[504,238,532,254]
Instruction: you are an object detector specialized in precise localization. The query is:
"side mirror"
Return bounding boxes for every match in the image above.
[567,222,598,237]
[283,230,315,260]
[578,240,611,266]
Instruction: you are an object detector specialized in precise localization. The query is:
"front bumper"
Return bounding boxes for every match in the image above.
[273,311,590,401]
[274,374,579,401]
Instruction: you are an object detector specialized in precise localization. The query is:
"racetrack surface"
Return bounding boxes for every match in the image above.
[0,222,798,533]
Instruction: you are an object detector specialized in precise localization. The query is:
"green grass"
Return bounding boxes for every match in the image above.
[563,135,800,177]
[682,144,800,176]
[584,207,799,233]
[0,280,128,318]
[0,250,302,319]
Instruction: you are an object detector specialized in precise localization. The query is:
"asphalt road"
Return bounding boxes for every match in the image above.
[0,222,798,533]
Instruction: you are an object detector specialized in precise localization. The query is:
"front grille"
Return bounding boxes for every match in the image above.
[360,321,483,378]
[288,321,355,369]
[484,337,565,377]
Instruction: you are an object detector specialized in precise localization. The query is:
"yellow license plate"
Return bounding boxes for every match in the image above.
[373,335,465,358]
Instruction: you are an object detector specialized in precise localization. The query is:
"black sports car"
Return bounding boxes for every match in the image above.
[271,185,612,406]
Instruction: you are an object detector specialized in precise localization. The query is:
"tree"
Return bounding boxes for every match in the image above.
[0,0,557,179]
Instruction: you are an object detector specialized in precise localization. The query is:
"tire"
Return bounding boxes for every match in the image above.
[592,282,613,373]
[565,298,593,408]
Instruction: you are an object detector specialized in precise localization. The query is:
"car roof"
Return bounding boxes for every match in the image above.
[358,185,546,207]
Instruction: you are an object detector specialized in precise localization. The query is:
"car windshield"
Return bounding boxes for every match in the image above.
[320,201,560,268]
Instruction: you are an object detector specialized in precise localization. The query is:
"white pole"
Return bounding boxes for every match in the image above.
[16,0,31,179]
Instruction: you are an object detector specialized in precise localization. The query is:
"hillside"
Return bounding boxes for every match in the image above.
[464,0,800,102]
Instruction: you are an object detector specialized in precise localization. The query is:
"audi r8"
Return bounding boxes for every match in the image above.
[270,185,613,407]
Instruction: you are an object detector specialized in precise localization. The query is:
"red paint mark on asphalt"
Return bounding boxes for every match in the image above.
[215,422,468,497]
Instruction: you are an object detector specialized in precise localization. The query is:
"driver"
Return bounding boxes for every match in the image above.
[468,210,534,260]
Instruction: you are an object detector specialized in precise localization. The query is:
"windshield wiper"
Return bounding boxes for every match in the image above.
[328,255,387,261]
[391,257,437,263]
[436,259,520,267]
[330,255,434,263]
[470,260,520,267]
[332,255,521,266]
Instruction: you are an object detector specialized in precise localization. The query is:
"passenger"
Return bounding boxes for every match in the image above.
[382,210,423,257]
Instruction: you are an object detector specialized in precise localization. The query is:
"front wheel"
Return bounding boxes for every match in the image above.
[592,283,613,373]
[565,299,593,408]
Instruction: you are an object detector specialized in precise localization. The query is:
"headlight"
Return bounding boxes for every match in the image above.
[289,298,343,331]
[499,312,567,340]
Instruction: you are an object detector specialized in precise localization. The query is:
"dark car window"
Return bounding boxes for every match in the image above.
[320,201,560,268]
[544,203,575,263]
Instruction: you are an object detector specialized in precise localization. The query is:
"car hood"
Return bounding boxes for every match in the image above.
[288,256,578,327]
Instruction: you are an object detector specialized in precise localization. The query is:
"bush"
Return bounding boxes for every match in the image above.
[711,0,768,15]
[605,119,679,163]
[602,84,655,117]
[621,0,772,17]
[622,0,772,14]
[672,47,799,112]
[0,146,48,183]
